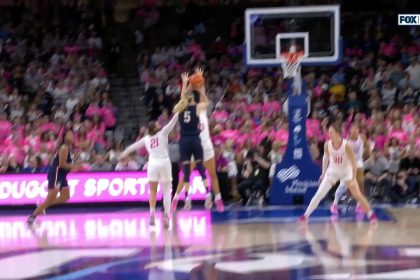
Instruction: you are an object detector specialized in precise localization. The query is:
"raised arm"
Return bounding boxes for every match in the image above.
[161,113,179,136]
[119,138,145,160]
[173,98,188,113]
[180,72,191,99]
[194,68,208,104]
[196,85,208,113]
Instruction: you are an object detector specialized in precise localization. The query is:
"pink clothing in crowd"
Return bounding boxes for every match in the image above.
[248,103,262,112]
[40,123,57,133]
[0,120,12,142]
[3,144,25,164]
[212,111,229,123]
[86,104,102,117]
[386,130,409,144]
[24,135,41,153]
[374,135,387,151]
[220,129,239,140]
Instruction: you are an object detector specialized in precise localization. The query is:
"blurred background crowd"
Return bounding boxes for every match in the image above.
[0,0,418,205]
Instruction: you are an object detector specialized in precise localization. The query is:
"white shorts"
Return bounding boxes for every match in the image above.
[203,145,215,162]
[325,167,353,185]
[191,145,215,162]
[147,158,172,182]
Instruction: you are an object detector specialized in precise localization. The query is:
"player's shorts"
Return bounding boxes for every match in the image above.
[47,168,69,190]
[147,158,172,182]
[179,136,203,162]
[192,144,215,162]
[325,167,353,185]
[203,145,215,162]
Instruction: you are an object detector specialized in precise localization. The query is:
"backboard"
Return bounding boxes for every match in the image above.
[245,5,341,67]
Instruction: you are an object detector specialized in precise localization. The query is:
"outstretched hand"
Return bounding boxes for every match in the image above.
[194,67,204,76]
[181,72,189,84]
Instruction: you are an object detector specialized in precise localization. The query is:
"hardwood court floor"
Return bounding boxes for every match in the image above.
[1,206,420,279]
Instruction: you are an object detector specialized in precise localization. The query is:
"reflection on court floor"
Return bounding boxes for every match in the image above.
[1,206,419,280]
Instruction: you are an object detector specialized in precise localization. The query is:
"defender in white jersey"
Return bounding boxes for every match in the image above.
[119,112,180,228]
[300,123,377,223]
[331,123,371,215]
[197,110,224,211]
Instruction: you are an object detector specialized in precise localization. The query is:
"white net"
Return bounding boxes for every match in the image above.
[281,45,304,95]
[281,51,303,79]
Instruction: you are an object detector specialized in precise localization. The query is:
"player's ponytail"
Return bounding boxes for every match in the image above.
[148,121,157,136]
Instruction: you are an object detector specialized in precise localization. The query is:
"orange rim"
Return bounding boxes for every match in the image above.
[280,51,304,64]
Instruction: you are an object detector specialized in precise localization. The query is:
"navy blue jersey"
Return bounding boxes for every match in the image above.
[179,105,200,137]
[50,144,73,174]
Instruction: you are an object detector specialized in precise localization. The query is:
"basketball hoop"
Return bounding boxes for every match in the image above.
[280,48,304,79]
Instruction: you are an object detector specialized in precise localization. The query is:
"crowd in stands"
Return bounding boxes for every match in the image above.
[134,9,419,204]
[0,1,418,206]
[0,1,118,174]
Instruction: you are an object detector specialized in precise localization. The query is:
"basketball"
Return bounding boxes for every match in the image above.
[189,73,205,88]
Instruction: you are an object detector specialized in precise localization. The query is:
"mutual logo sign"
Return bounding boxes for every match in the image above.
[398,14,420,25]
[277,165,300,182]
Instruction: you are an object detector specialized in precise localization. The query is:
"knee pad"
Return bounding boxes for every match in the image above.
[196,161,207,180]
[183,164,191,182]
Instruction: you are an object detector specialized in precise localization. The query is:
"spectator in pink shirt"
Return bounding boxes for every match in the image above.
[86,101,102,118]
[373,126,387,151]
[387,120,409,144]
[212,102,229,123]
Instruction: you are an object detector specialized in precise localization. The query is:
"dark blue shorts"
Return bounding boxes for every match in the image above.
[179,136,203,162]
[47,168,69,190]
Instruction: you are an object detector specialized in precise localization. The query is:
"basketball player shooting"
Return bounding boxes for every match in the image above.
[171,70,209,211]
[175,68,225,212]
[300,123,377,224]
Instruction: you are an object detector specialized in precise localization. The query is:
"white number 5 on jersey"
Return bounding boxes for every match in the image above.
[184,111,191,123]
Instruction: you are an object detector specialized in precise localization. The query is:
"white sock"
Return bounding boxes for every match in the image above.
[161,181,171,215]
[150,207,155,216]
[367,210,373,217]
[186,188,192,200]
[173,193,179,200]
[215,193,221,200]
[206,192,213,199]
[304,178,334,217]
